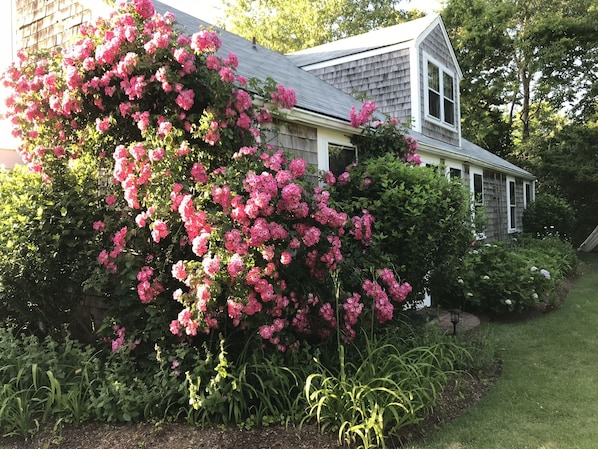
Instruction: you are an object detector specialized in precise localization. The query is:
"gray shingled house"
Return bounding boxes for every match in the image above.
[9,0,535,242]
[287,14,536,242]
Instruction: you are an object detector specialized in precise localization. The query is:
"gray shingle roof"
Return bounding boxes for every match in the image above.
[152,2,533,179]
[287,14,438,67]
[153,1,363,123]
[411,130,534,178]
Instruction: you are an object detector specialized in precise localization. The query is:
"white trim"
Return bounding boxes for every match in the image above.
[316,128,354,172]
[414,15,463,79]
[409,43,421,132]
[415,141,535,181]
[300,41,412,71]
[470,167,486,239]
[423,53,457,131]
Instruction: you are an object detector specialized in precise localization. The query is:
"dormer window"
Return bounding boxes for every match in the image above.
[425,56,456,127]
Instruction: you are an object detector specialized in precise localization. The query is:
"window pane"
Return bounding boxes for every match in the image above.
[443,72,454,99]
[509,181,516,203]
[429,91,440,118]
[328,144,356,176]
[449,167,462,179]
[525,183,532,204]
[428,62,439,91]
[474,173,483,196]
[444,98,455,125]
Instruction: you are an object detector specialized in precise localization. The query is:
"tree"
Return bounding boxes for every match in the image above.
[442,0,598,154]
[535,119,598,244]
[221,0,423,53]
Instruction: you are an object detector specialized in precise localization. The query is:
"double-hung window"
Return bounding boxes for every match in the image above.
[425,56,456,127]
[507,177,517,232]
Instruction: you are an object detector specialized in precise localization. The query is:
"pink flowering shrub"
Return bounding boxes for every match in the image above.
[327,113,475,301]
[3,0,413,351]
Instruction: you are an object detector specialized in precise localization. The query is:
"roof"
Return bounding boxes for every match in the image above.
[151,2,532,179]
[411,131,534,179]
[287,14,439,68]
[153,1,364,123]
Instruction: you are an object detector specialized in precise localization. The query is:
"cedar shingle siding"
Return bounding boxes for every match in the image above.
[16,0,92,52]
[264,121,318,167]
[418,26,460,146]
[308,49,412,124]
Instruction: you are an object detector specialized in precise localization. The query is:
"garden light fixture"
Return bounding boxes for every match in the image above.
[448,308,461,336]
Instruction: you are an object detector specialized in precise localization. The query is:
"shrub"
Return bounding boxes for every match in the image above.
[522,193,576,240]
[328,152,474,304]
[3,0,415,355]
[453,242,557,314]
[0,164,103,337]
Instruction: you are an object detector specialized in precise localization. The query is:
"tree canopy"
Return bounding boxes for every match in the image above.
[220,0,424,53]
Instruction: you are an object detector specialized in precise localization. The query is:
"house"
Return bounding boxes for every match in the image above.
[287,14,536,242]
[6,0,535,242]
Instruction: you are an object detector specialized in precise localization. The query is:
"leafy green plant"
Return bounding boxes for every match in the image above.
[522,193,576,240]
[0,163,103,338]
[329,152,474,303]
[302,327,470,449]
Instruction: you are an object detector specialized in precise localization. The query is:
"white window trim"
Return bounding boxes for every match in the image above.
[445,163,462,181]
[317,128,355,173]
[423,53,457,131]
[506,176,517,233]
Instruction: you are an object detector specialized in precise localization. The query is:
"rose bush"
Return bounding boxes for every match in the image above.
[2,0,412,352]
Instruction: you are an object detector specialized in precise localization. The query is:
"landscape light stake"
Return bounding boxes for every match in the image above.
[449,308,461,336]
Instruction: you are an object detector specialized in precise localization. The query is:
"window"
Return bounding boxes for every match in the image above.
[471,170,485,238]
[524,181,533,208]
[448,166,462,180]
[425,57,456,127]
[507,177,517,232]
[473,172,483,209]
[328,143,356,176]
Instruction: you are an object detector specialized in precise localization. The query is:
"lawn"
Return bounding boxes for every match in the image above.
[406,252,598,449]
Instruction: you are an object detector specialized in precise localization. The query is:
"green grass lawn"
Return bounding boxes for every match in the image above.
[406,252,598,449]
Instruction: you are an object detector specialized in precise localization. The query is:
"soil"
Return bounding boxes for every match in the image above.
[0,360,502,449]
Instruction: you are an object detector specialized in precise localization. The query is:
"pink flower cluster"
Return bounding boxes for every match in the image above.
[137,265,165,303]
[105,324,140,353]
[98,226,128,273]
[350,100,376,127]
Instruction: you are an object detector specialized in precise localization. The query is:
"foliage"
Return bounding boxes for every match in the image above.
[2,0,413,356]
[443,0,598,152]
[0,164,103,337]
[534,121,598,245]
[522,193,576,240]
[328,144,474,302]
[445,236,578,315]
[303,325,471,449]
[221,0,424,53]
[0,326,99,436]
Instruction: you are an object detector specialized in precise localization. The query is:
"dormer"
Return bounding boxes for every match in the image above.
[288,14,463,147]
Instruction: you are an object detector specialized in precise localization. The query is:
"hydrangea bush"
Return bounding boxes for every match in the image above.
[2,0,412,351]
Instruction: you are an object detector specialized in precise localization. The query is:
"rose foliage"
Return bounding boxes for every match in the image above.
[2,0,413,351]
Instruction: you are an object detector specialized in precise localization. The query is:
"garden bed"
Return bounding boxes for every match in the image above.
[1,360,502,449]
